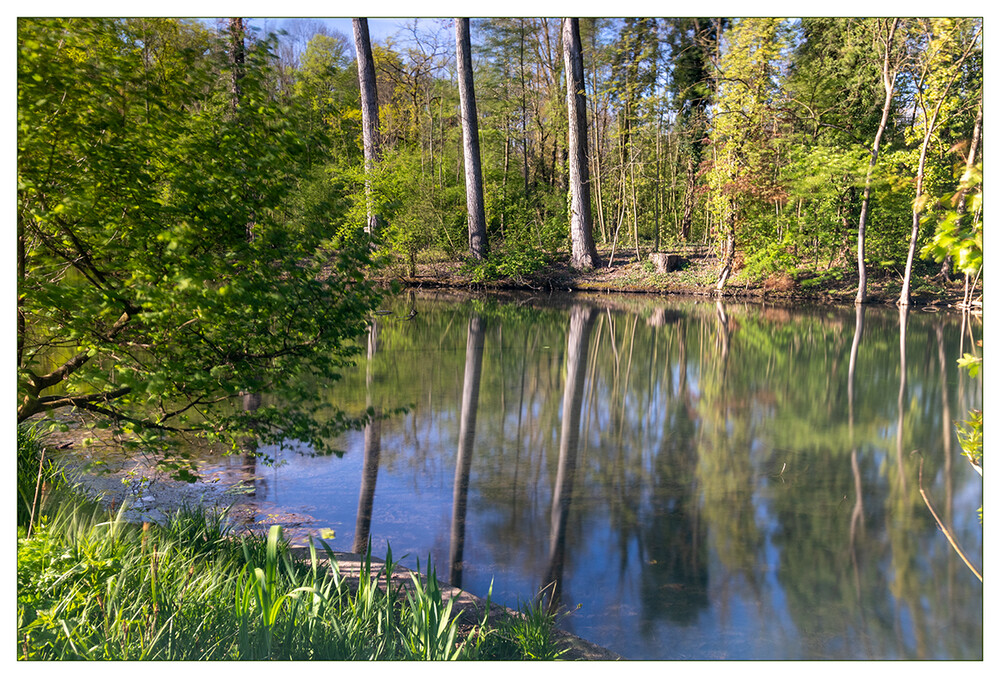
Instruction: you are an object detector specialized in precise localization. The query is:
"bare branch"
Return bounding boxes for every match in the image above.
[918,457,982,582]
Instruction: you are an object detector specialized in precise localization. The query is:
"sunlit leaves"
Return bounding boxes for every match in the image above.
[17,18,380,469]
[920,163,982,276]
[956,409,982,473]
[707,18,790,238]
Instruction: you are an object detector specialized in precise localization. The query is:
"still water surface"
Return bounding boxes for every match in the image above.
[232,292,982,660]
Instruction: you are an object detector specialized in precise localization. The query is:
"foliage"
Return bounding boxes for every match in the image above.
[706,18,790,274]
[463,244,551,284]
[921,163,982,277]
[17,18,381,471]
[956,409,982,470]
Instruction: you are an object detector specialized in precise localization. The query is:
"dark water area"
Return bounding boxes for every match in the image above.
[228,291,983,660]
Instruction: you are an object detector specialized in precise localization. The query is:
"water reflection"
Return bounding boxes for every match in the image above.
[449,314,485,587]
[541,305,596,610]
[640,309,708,628]
[353,320,381,554]
[239,392,263,499]
[848,305,866,618]
[238,293,981,660]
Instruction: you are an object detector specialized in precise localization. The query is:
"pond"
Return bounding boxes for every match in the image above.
[219,291,984,660]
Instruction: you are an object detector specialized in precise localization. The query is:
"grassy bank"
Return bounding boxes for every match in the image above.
[16,427,566,661]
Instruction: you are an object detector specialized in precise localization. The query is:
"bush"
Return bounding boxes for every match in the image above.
[464,245,549,283]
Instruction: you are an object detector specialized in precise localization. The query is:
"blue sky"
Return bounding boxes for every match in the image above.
[248,17,412,44]
[324,18,412,43]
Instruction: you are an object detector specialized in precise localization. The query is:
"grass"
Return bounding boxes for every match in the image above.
[17,426,568,661]
[17,422,61,531]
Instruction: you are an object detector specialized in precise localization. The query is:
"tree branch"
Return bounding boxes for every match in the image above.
[37,385,133,409]
[29,309,134,393]
[918,457,982,582]
[73,400,184,433]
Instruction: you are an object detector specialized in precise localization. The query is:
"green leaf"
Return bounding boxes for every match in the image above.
[957,353,981,378]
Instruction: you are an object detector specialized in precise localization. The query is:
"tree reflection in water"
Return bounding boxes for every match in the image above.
[449,314,485,587]
[244,293,982,660]
[353,319,381,554]
[542,305,596,610]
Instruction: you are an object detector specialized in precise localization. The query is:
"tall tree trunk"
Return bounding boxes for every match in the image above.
[898,130,932,307]
[562,18,599,269]
[715,202,736,292]
[680,153,696,241]
[629,131,641,262]
[587,31,607,243]
[455,18,488,260]
[654,110,663,252]
[501,121,510,235]
[353,19,382,238]
[228,18,255,242]
[519,19,530,198]
[227,18,245,117]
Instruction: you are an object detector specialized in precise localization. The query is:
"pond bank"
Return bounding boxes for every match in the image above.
[43,428,622,660]
[372,248,977,310]
[291,548,622,660]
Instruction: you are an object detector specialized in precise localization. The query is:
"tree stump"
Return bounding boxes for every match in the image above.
[649,252,682,273]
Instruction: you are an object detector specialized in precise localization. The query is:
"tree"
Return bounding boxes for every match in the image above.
[607,18,661,261]
[781,17,903,303]
[664,18,725,242]
[706,18,787,291]
[228,18,246,115]
[455,18,488,259]
[353,18,383,237]
[17,18,380,474]
[854,19,904,304]
[898,18,981,306]
[921,132,982,308]
[562,18,600,269]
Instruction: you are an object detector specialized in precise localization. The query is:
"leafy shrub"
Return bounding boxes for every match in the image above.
[464,245,549,283]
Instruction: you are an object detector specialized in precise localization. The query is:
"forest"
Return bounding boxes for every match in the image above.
[17,16,983,461]
[16,18,984,660]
